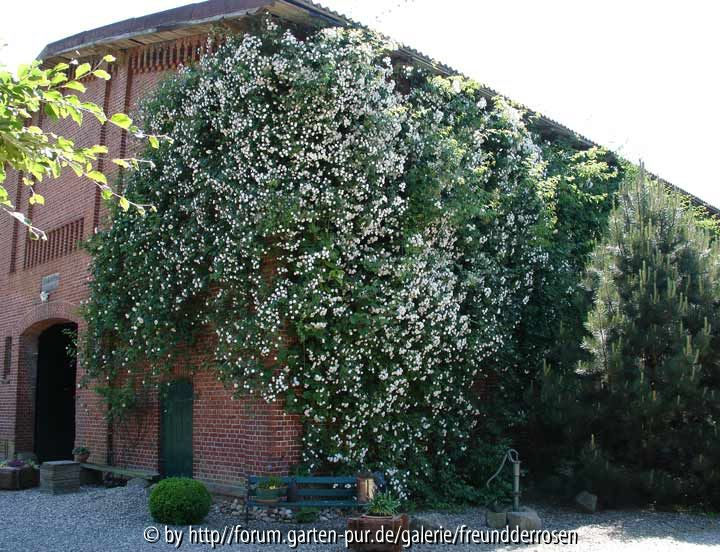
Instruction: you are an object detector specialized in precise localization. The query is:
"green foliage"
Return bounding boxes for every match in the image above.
[148,478,212,524]
[501,144,623,438]
[258,476,284,490]
[545,171,720,508]
[294,507,320,523]
[0,56,161,238]
[367,492,401,516]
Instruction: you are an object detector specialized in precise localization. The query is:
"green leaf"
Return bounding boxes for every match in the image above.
[66,105,83,125]
[148,135,159,149]
[101,186,113,200]
[86,170,107,184]
[75,63,91,78]
[51,72,68,85]
[63,81,87,93]
[102,54,116,63]
[88,144,108,155]
[119,196,130,211]
[29,193,45,206]
[93,69,111,81]
[0,185,10,206]
[110,113,133,130]
[112,158,130,169]
[44,103,59,120]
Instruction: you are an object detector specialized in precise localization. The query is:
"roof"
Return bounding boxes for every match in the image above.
[38,0,719,216]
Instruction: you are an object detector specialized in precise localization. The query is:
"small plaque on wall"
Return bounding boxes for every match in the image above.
[41,273,60,294]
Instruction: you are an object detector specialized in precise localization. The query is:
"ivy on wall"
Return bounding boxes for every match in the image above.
[82,19,622,501]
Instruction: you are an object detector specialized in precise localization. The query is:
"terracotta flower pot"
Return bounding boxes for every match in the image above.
[347,514,409,552]
[75,453,90,463]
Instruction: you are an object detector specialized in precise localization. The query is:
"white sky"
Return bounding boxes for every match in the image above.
[1,0,718,206]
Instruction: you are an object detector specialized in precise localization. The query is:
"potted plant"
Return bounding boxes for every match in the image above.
[72,446,90,463]
[254,475,287,505]
[0,458,40,490]
[348,492,408,552]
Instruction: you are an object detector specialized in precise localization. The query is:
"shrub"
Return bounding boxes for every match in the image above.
[148,478,212,524]
[294,507,320,523]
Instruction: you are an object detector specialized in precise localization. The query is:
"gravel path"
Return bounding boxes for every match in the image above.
[0,486,718,551]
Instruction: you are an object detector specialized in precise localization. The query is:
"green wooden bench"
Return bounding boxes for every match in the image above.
[246,475,363,521]
[80,463,160,484]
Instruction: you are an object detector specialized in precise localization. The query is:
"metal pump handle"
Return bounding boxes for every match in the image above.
[485,448,521,511]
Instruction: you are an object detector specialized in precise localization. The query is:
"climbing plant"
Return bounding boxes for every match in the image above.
[82,20,624,501]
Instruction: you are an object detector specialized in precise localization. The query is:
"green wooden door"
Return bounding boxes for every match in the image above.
[161,380,193,477]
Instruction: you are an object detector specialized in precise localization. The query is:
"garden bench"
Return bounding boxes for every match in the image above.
[80,463,160,485]
[245,475,363,521]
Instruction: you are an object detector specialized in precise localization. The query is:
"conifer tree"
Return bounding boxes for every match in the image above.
[577,168,720,506]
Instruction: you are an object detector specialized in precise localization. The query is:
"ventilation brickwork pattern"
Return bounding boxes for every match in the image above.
[129,37,220,74]
[23,217,84,270]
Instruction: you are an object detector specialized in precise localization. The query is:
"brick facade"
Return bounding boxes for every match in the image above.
[0,27,302,494]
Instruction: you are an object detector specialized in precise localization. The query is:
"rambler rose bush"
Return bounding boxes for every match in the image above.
[82,20,617,501]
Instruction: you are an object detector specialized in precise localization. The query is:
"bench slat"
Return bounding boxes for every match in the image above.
[288,500,359,508]
[292,476,356,484]
[80,463,159,481]
[297,488,355,497]
[247,499,359,509]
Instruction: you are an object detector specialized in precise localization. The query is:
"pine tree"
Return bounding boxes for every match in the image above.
[578,167,720,506]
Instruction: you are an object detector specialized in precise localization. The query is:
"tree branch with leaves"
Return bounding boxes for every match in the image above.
[0,54,164,239]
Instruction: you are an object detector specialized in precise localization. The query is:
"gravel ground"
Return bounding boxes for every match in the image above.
[0,485,718,552]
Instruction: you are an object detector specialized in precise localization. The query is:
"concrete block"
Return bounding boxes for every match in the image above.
[507,507,542,531]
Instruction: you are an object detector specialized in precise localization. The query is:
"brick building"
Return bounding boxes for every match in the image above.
[1,0,716,495]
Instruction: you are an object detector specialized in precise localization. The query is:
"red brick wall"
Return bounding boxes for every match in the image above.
[0,30,303,488]
[110,333,302,486]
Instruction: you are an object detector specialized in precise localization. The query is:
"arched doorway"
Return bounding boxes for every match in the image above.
[34,323,77,461]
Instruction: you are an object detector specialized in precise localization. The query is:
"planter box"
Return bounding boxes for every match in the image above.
[40,461,80,494]
[347,514,409,552]
[254,486,287,505]
[0,466,39,490]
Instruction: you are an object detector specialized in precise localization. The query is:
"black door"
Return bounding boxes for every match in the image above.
[35,323,77,462]
[161,380,193,477]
